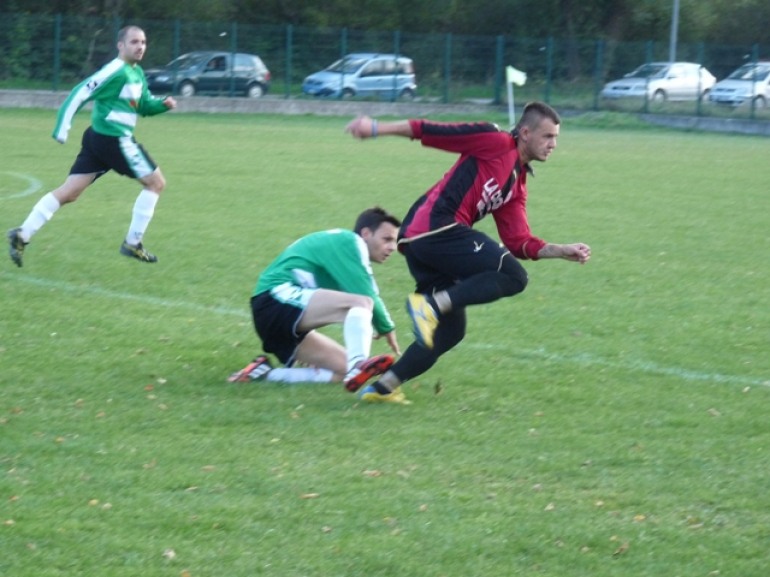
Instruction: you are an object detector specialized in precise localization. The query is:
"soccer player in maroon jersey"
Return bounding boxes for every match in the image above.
[345,102,591,403]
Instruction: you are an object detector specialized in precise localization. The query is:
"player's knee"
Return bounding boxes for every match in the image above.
[351,294,374,311]
[499,260,528,297]
[143,170,166,193]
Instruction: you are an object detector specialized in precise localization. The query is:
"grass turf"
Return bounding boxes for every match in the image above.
[1,108,769,577]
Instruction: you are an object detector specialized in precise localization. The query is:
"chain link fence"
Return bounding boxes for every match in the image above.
[1,12,767,120]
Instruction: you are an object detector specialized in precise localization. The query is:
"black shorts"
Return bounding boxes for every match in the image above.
[69,126,158,179]
[251,286,313,366]
[399,225,513,293]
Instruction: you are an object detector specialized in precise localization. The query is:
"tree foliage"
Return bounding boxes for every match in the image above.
[3,0,769,45]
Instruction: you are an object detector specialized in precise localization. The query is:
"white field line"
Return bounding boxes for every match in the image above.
[4,272,768,388]
[3,272,248,318]
[467,344,769,388]
[1,172,44,199]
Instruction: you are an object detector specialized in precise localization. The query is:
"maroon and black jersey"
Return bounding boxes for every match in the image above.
[399,119,547,260]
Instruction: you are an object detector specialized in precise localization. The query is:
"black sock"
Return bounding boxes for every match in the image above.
[372,381,392,395]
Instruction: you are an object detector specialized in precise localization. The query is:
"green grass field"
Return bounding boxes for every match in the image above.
[1,108,769,577]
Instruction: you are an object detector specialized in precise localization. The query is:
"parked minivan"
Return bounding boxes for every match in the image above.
[302,53,416,100]
[146,51,271,98]
[708,62,770,108]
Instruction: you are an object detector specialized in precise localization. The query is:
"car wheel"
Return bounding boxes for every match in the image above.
[341,88,355,100]
[246,83,264,99]
[652,89,667,103]
[399,88,416,101]
[179,81,195,98]
[753,95,767,109]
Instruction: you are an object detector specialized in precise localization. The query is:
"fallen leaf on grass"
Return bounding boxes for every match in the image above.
[300,493,320,499]
[612,541,630,557]
[362,469,382,477]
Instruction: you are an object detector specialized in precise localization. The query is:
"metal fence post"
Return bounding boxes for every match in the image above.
[229,22,238,96]
[338,27,347,99]
[544,36,553,103]
[750,43,759,119]
[444,33,452,104]
[494,35,504,105]
[172,19,180,60]
[593,38,604,110]
[285,24,293,99]
[696,42,704,116]
[392,29,400,102]
[53,13,62,91]
[643,40,654,113]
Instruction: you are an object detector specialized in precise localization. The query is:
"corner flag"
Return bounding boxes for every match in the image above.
[505,65,527,87]
[505,65,527,127]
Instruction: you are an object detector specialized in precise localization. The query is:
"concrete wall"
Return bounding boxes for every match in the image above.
[0,89,504,119]
[2,89,769,136]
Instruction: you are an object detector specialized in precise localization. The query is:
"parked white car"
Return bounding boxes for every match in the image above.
[601,61,716,102]
[708,62,770,108]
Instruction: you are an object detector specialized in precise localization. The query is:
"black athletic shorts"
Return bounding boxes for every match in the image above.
[251,285,313,366]
[69,126,158,179]
[399,225,513,293]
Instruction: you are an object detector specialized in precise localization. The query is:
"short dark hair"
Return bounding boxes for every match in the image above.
[117,25,143,43]
[514,101,561,132]
[354,207,401,235]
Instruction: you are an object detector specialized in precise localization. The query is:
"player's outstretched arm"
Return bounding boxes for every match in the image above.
[345,116,413,140]
[537,242,591,264]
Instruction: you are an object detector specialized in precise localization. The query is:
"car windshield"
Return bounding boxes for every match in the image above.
[727,63,770,81]
[167,53,208,70]
[327,56,368,74]
[626,63,668,79]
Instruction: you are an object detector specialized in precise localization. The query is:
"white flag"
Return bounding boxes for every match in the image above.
[506,65,527,87]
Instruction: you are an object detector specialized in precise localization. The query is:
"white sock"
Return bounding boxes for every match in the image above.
[266,367,335,384]
[19,193,61,242]
[125,189,159,245]
[343,306,373,373]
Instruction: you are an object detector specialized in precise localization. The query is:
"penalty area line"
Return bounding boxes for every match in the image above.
[2,272,249,319]
[468,343,769,388]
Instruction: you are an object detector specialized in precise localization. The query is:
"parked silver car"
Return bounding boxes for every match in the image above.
[302,53,416,100]
[708,62,770,108]
[601,62,716,102]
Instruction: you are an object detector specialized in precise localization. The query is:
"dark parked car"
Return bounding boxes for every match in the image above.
[146,51,271,98]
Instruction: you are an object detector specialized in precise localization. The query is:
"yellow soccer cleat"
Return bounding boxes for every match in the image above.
[358,385,412,405]
[406,293,439,349]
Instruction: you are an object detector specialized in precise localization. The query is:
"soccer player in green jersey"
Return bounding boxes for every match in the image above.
[7,25,176,267]
[228,207,410,404]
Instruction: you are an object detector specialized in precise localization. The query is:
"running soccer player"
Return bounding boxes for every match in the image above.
[7,25,176,267]
[345,102,591,402]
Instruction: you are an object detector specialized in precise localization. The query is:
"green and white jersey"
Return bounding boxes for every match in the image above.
[255,229,396,336]
[52,57,169,143]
